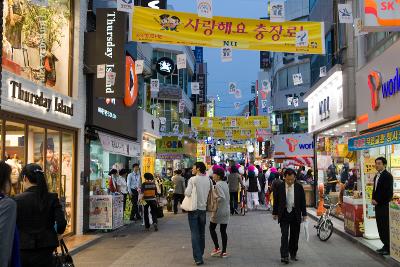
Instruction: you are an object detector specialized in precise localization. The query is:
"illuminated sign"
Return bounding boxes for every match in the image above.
[156,57,175,76]
[368,67,400,111]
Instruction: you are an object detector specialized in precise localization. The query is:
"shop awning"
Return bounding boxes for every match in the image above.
[282,157,314,167]
[98,132,140,157]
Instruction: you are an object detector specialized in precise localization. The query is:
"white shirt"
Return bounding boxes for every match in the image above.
[116,176,128,194]
[286,183,294,213]
[374,170,383,191]
[185,174,211,211]
[127,171,141,194]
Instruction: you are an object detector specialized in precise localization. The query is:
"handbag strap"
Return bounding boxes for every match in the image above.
[59,239,70,255]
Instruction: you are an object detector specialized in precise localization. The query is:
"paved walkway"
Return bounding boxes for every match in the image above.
[74,210,385,267]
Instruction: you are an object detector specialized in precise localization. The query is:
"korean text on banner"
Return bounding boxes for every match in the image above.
[191,116,269,130]
[132,6,325,54]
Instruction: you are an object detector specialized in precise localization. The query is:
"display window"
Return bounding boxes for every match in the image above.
[1,115,77,234]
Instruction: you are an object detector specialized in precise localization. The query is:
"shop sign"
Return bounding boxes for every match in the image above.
[197,143,207,157]
[9,80,73,116]
[348,126,400,151]
[156,137,184,154]
[273,133,314,158]
[363,0,400,31]
[98,132,140,157]
[156,153,184,160]
[94,9,127,98]
[136,0,167,9]
[132,6,325,54]
[142,156,155,175]
[156,57,175,76]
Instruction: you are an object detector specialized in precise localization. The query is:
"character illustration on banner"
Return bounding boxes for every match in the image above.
[156,14,182,31]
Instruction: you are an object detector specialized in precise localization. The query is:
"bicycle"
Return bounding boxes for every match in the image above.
[314,196,338,241]
[240,187,247,216]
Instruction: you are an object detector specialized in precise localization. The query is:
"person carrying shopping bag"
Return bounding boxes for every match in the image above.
[209,167,230,258]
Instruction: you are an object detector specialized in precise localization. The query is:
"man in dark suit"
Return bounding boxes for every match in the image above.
[372,157,393,255]
[273,168,307,264]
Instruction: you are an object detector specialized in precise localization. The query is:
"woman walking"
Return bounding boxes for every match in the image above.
[246,166,260,210]
[15,163,67,267]
[209,167,230,258]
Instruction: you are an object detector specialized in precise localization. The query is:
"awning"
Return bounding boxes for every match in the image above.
[282,157,314,167]
[98,132,140,157]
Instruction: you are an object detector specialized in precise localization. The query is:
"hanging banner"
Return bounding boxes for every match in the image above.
[177,54,187,69]
[261,100,268,109]
[338,4,354,24]
[261,80,270,92]
[191,82,200,94]
[295,30,309,47]
[319,66,327,77]
[192,116,269,130]
[270,0,285,23]
[197,0,213,18]
[216,145,246,153]
[293,73,303,85]
[234,89,242,99]
[150,79,160,92]
[179,99,185,113]
[132,6,326,54]
[117,0,134,13]
[363,0,400,31]
[135,60,144,74]
[197,128,270,140]
[229,82,237,94]
[221,46,233,62]
[268,106,273,114]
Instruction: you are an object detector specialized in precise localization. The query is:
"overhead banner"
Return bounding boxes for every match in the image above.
[198,128,270,140]
[191,116,269,130]
[216,145,246,153]
[132,6,326,54]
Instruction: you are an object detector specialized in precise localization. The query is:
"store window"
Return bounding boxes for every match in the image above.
[27,126,45,168]
[62,132,74,234]
[5,121,25,168]
[46,130,60,193]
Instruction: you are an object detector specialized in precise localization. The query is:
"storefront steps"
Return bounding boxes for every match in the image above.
[307,208,399,267]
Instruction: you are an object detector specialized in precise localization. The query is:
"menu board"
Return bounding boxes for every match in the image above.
[390,203,400,263]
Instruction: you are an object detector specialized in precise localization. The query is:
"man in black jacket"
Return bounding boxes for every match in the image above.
[372,157,393,255]
[273,168,307,264]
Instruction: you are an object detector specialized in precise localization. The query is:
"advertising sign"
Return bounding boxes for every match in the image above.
[363,0,400,31]
[89,196,113,229]
[95,9,127,98]
[142,156,155,176]
[273,133,314,158]
[156,57,175,75]
[192,116,269,130]
[156,136,196,157]
[2,0,72,96]
[132,6,326,54]
[194,46,204,63]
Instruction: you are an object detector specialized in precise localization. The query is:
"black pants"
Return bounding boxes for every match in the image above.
[144,200,158,228]
[130,189,141,220]
[375,204,390,250]
[21,248,54,267]
[209,222,228,253]
[173,193,185,213]
[230,191,238,214]
[280,210,301,258]
[259,187,266,205]
[123,194,127,214]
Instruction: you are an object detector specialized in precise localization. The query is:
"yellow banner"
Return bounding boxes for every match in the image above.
[197,144,207,157]
[198,128,266,140]
[142,156,155,178]
[216,145,246,153]
[132,7,325,54]
[192,116,269,130]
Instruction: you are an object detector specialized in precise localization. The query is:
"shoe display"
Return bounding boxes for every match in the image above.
[211,248,221,256]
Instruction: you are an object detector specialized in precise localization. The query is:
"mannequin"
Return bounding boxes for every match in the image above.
[6,154,22,194]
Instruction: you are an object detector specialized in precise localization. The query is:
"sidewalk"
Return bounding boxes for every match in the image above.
[307,208,399,267]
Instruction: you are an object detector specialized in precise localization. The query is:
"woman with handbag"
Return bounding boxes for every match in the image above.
[209,167,230,258]
[14,163,67,267]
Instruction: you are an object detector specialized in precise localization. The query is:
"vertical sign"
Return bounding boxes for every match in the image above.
[194,47,204,63]
[260,51,270,69]
[198,74,206,103]
[95,9,127,98]
[270,0,285,22]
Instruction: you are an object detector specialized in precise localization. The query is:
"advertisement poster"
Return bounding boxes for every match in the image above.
[112,195,124,229]
[273,133,314,158]
[142,156,155,176]
[2,0,72,96]
[390,203,400,263]
[89,196,113,230]
[364,157,377,219]
[132,6,325,54]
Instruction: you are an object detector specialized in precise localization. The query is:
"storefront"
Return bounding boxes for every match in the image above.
[304,65,357,210]
[348,39,400,261]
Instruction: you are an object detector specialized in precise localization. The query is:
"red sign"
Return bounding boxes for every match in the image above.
[124,56,138,107]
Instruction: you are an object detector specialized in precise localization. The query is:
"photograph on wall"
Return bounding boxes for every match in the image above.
[2,0,72,96]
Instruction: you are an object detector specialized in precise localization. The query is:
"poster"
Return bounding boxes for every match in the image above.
[270,0,285,23]
[261,80,270,92]
[142,156,155,176]
[221,46,233,62]
[234,88,242,99]
[177,54,187,69]
[293,73,303,85]
[135,60,144,74]
[2,0,72,96]
[132,6,326,54]
[320,66,327,77]
[89,196,113,229]
[191,82,200,94]
[112,195,124,229]
[117,0,134,13]
[150,79,160,92]
[229,82,237,94]
[261,100,268,109]
[390,203,400,263]
[295,30,309,47]
[97,65,105,78]
[197,0,212,18]
[338,3,353,24]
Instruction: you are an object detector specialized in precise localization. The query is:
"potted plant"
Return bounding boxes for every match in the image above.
[163,180,174,212]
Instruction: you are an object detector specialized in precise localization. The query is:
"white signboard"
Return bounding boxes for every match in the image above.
[261,80,271,92]
[287,96,293,106]
[234,102,241,110]
[229,82,237,94]
[177,54,187,70]
[221,46,233,62]
[300,116,306,124]
[270,0,285,22]
[135,60,144,74]
[150,79,159,92]
[362,0,400,31]
[234,89,242,99]
[273,133,314,158]
[97,64,105,78]
[117,0,134,13]
[191,82,200,94]
[296,31,309,47]
[293,73,303,86]
[320,66,327,77]
[338,4,353,24]
[277,118,283,125]
[197,0,213,18]
[98,132,140,157]
[159,117,166,125]
[293,97,299,107]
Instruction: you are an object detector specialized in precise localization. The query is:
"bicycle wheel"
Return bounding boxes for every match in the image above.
[318,219,333,241]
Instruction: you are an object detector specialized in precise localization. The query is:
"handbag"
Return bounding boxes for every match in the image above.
[156,202,164,218]
[207,180,218,212]
[54,239,75,267]
[181,177,197,211]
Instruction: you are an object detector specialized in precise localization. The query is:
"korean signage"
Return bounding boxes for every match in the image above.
[348,126,400,151]
[95,9,127,98]
[2,0,72,96]
[156,136,196,157]
[260,51,270,69]
[192,116,269,130]
[98,132,140,157]
[194,47,204,63]
[197,74,206,103]
[273,133,314,158]
[363,0,400,31]
[355,40,400,132]
[132,6,326,54]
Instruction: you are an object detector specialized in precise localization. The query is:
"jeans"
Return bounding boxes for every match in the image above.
[209,222,228,253]
[230,191,238,214]
[188,210,207,263]
[173,193,185,214]
[144,200,158,228]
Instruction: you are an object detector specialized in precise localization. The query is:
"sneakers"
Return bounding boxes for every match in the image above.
[211,248,221,256]
[221,252,228,258]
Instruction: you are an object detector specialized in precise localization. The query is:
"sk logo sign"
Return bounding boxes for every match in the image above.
[286,138,299,152]
[367,71,382,111]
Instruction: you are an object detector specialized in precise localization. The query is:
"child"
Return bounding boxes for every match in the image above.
[141,173,158,231]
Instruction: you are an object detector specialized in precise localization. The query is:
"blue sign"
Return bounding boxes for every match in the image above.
[348,126,400,151]
[194,47,203,63]
[382,67,400,99]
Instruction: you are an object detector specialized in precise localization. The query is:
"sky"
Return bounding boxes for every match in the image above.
[167,0,268,116]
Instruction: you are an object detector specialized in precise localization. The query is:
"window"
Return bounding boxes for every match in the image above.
[299,63,310,85]
[278,68,288,90]
[27,126,45,168]
[62,132,74,234]
[46,130,60,194]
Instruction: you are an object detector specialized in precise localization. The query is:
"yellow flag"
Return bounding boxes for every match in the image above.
[132,6,325,54]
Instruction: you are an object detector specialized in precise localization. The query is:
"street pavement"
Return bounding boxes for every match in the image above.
[74,210,385,267]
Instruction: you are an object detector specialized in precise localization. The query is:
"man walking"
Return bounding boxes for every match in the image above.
[172,169,186,214]
[372,157,393,255]
[127,163,142,221]
[273,168,307,264]
[185,162,211,266]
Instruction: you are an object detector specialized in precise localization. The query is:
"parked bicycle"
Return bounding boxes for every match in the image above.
[314,196,339,241]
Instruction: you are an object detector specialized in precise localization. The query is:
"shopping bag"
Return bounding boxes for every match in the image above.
[181,179,197,211]
[207,180,218,212]
[301,220,310,242]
